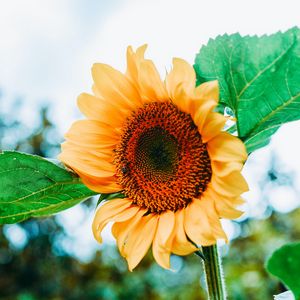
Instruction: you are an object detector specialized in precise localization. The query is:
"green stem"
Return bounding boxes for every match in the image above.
[202,245,226,300]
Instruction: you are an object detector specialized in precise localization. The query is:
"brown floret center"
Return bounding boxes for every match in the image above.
[114,102,212,213]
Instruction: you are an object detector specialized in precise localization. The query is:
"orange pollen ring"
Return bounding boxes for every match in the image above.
[114,102,212,213]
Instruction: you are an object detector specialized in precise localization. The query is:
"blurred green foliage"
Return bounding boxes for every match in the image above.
[0,96,299,299]
[266,242,300,299]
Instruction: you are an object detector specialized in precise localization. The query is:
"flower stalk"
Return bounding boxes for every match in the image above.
[202,245,226,300]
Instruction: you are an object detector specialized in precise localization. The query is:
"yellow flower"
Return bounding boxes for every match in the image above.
[59,45,248,271]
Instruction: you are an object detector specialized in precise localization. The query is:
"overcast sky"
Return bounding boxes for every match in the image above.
[1,0,299,130]
[1,0,300,260]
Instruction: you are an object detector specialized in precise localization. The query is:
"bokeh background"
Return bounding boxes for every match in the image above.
[1,1,300,299]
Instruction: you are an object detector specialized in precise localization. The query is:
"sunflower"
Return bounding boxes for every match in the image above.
[59,45,248,271]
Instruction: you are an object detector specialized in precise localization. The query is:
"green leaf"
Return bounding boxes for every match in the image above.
[0,151,97,224]
[194,27,300,153]
[96,192,125,207]
[266,242,300,299]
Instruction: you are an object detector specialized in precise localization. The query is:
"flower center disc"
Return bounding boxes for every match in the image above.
[114,102,212,213]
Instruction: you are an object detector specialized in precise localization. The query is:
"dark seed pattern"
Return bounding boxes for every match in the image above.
[114,102,212,213]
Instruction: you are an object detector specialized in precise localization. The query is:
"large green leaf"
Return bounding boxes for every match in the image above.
[266,242,300,299]
[0,151,97,224]
[194,28,300,153]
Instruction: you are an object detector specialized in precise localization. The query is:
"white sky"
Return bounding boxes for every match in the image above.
[1,0,300,130]
[1,0,300,260]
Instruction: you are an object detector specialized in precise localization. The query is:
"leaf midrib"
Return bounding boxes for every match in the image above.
[236,46,292,99]
[4,178,82,204]
[0,192,88,221]
[0,162,80,203]
[236,39,298,139]
[242,91,300,140]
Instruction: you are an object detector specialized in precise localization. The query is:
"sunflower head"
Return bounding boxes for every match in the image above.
[59,45,248,271]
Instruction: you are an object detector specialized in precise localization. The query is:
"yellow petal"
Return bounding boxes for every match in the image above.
[61,141,113,159]
[126,45,168,101]
[170,87,193,114]
[192,99,218,132]
[152,211,175,269]
[138,60,169,101]
[211,171,249,197]
[64,119,119,147]
[59,159,120,193]
[112,209,146,257]
[126,44,147,84]
[77,93,127,127]
[201,183,245,219]
[184,200,216,246]
[171,209,197,256]
[92,198,133,243]
[80,175,121,194]
[195,80,219,102]
[166,58,195,98]
[60,161,120,193]
[169,78,219,122]
[92,63,142,109]
[214,195,245,219]
[199,195,228,241]
[211,161,243,177]
[200,112,227,143]
[123,213,159,271]
[207,132,247,163]
[59,148,115,178]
